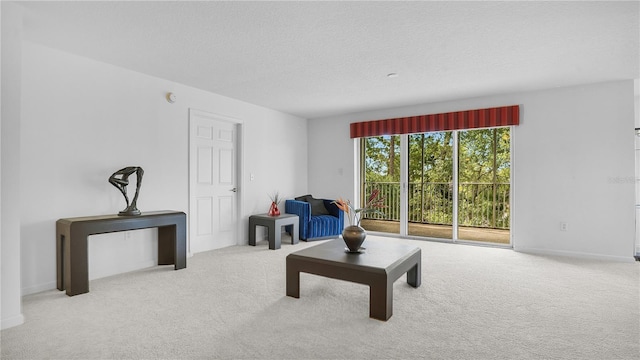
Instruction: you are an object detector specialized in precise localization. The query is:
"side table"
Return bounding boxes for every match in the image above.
[249,213,299,250]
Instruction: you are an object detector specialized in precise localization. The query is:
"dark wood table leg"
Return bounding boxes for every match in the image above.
[67,230,90,296]
[248,218,257,246]
[286,257,300,298]
[269,223,280,250]
[291,222,299,244]
[369,278,393,321]
[407,261,421,288]
[158,225,176,266]
[56,226,65,291]
[174,217,187,270]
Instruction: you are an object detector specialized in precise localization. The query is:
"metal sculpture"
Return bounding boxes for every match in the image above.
[109,166,144,216]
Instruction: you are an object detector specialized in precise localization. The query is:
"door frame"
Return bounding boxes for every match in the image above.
[188,108,244,256]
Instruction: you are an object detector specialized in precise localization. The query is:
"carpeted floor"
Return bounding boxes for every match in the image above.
[1,236,638,359]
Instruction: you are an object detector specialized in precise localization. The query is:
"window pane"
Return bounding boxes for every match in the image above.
[458,128,510,244]
[407,132,453,239]
[360,135,400,234]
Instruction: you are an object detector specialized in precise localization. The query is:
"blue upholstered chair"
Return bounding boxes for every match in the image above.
[285,196,344,241]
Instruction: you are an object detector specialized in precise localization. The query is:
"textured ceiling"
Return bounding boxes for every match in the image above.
[19,1,640,119]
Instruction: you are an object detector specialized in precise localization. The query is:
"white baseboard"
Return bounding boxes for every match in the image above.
[514,246,635,263]
[1,313,25,330]
[22,281,58,296]
[21,259,158,296]
[89,259,156,281]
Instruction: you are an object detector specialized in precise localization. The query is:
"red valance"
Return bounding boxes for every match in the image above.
[350,105,519,138]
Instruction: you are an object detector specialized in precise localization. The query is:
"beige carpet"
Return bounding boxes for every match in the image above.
[1,236,638,359]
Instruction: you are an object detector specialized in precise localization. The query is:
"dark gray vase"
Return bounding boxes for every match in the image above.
[342,225,366,252]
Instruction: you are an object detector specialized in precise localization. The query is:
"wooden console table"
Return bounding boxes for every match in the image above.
[56,210,187,296]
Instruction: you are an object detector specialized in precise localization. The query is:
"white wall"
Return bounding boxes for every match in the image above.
[635,79,640,256]
[18,41,308,296]
[1,1,26,330]
[309,80,636,261]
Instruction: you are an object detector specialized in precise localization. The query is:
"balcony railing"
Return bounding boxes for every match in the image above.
[363,181,510,229]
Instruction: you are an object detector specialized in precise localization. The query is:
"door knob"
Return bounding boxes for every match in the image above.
[230,187,237,193]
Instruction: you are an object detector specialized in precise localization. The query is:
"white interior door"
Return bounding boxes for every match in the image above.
[189,110,239,253]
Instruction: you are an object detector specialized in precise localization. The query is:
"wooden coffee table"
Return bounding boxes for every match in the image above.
[286,238,421,321]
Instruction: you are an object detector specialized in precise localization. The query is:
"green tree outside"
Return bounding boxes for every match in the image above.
[362,128,510,229]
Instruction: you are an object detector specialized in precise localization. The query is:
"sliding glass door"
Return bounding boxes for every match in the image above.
[360,135,401,235]
[407,132,453,239]
[359,127,511,245]
[457,128,511,243]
